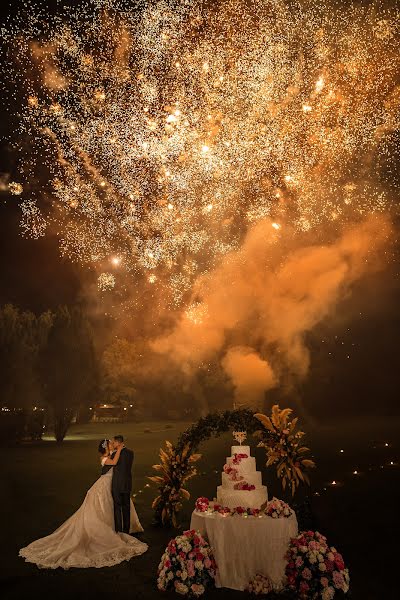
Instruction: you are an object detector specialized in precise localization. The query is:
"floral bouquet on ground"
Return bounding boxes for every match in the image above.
[157,529,218,596]
[285,531,350,599]
[246,573,274,595]
[265,497,293,518]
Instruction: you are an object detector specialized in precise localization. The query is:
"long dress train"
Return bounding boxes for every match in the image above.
[19,468,148,569]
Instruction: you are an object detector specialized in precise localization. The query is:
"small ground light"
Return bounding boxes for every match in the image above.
[390,461,394,465]
[353,470,358,475]
[385,443,389,447]
[340,449,344,453]
[331,480,337,485]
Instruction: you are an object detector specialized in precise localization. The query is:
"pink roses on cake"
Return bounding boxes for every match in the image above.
[233,481,256,491]
[232,453,248,465]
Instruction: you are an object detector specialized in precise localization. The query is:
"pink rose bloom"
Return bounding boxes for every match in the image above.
[179,551,186,559]
[321,577,329,588]
[325,560,334,572]
[333,570,345,589]
[204,558,211,569]
[302,568,312,580]
[184,530,193,537]
[299,581,310,593]
[295,557,304,568]
[335,557,345,571]
[165,559,171,568]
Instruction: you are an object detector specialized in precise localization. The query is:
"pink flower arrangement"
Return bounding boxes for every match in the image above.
[157,530,217,596]
[246,573,273,595]
[232,452,248,465]
[194,497,210,512]
[285,531,350,599]
[265,497,293,518]
[233,481,256,491]
[223,464,244,481]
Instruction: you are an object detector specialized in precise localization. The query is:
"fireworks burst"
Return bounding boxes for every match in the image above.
[4,0,399,305]
[97,271,116,291]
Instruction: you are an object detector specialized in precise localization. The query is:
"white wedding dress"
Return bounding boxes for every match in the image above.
[19,462,148,569]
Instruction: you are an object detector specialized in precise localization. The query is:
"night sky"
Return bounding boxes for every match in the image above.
[1,0,399,420]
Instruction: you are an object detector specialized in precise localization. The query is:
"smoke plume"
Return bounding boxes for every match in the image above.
[152,215,391,410]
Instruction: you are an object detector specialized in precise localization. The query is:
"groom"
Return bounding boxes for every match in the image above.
[111,435,134,534]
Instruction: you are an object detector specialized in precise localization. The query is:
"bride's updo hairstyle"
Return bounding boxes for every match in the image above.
[98,439,110,455]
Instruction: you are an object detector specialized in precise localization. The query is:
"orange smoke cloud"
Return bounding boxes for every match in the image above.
[222,347,277,409]
[152,215,391,409]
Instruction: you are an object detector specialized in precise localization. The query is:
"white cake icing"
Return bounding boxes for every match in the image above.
[216,445,268,509]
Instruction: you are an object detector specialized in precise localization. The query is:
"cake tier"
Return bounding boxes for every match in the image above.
[217,485,268,510]
[226,455,256,474]
[221,471,262,489]
[231,445,251,456]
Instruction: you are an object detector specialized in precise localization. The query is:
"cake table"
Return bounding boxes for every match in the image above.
[190,509,298,591]
[190,441,298,590]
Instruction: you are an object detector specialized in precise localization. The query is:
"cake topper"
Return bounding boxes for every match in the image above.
[233,431,247,445]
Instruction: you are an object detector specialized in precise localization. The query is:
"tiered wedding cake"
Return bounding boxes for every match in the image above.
[216,445,268,509]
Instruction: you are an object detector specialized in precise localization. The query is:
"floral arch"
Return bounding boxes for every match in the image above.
[149,406,315,527]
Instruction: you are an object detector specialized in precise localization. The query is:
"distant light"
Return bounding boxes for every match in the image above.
[390,461,394,465]
[272,222,281,230]
[340,449,344,453]
[167,203,174,210]
[129,404,133,408]
[111,256,121,266]
[353,470,358,475]
[100,181,106,187]
[385,443,389,447]
[201,145,210,153]
[302,104,312,112]
[331,480,336,485]
[123,407,127,411]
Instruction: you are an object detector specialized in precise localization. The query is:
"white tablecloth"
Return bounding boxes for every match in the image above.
[190,511,298,591]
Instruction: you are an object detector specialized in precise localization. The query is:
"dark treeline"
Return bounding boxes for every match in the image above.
[0,304,98,442]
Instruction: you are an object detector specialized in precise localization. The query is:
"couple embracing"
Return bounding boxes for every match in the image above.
[19,435,148,569]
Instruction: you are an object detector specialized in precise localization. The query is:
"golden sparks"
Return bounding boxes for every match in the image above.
[3,0,399,305]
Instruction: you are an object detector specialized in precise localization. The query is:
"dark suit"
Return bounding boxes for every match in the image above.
[111,447,134,533]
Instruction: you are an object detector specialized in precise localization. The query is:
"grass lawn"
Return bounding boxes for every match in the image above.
[2,417,399,600]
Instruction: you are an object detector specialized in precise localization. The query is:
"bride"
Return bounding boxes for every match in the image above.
[19,439,148,569]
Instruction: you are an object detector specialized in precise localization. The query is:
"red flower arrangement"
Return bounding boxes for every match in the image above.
[232,453,248,465]
[223,464,244,482]
[233,481,256,491]
[194,497,210,512]
[285,530,350,599]
[157,530,218,596]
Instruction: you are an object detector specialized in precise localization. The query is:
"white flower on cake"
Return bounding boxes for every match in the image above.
[233,431,247,445]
